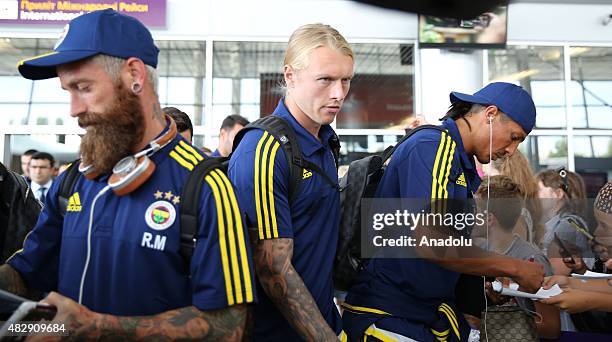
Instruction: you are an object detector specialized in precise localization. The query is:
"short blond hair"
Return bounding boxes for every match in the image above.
[284,23,353,72]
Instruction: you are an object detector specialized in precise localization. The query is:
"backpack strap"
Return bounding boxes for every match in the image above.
[381,125,448,163]
[58,160,82,217]
[179,157,227,267]
[564,214,594,241]
[328,132,341,169]
[233,115,339,201]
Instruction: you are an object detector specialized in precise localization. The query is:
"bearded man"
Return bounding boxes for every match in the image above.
[0,9,255,340]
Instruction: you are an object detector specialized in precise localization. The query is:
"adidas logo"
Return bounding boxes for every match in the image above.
[456,173,467,187]
[67,192,82,212]
[302,168,313,179]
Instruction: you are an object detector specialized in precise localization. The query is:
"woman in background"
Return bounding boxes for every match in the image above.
[483,150,543,245]
[537,169,593,274]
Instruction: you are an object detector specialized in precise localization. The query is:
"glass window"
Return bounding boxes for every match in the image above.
[488,46,565,128]
[0,38,206,126]
[338,134,403,166]
[570,47,612,129]
[573,136,612,158]
[519,135,568,172]
[31,78,69,103]
[6,134,81,172]
[0,76,32,102]
[212,41,415,129]
[29,104,72,126]
[0,104,28,125]
[212,41,286,128]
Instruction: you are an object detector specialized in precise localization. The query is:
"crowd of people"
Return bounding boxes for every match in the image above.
[0,8,610,341]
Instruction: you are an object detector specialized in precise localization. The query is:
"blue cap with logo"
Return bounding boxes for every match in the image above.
[449,82,537,134]
[18,9,159,80]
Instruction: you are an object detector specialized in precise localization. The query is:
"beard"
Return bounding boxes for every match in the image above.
[79,83,145,175]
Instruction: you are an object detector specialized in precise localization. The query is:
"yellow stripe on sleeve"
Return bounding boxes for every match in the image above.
[440,140,456,214]
[437,135,452,199]
[268,141,281,238]
[431,131,447,200]
[170,150,194,171]
[210,170,243,304]
[439,304,460,339]
[363,326,395,342]
[341,303,390,316]
[213,169,254,303]
[179,140,204,161]
[260,135,275,239]
[254,132,268,239]
[174,145,199,166]
[431,329,450,337]
[6,230,34,262]
[431,132,449,213]
[204,175,234,305]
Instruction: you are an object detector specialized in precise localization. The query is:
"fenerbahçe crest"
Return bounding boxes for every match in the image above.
[145,200,176,230]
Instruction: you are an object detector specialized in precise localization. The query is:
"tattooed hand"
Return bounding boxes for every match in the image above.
[28,291,247,341]
[27,291,96,340]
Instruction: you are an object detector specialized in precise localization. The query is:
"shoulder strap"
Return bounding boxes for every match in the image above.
[564,214,594,241]
[328,132,341,169]
[179,157,227,265]
[381,124,448,163]
[58,160,82,217]
[233,116,306,202]
[233,116,340,199]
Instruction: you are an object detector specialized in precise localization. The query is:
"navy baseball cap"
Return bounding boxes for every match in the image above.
[449,82,537,134]
[18,9,159,80]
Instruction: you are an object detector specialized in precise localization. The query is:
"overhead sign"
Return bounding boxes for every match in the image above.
[0,0,166,27]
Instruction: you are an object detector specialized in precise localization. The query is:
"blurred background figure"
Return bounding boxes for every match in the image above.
[212,114,249,157]
[200,146,213,157]
[20,149,38,184]
[0,161,41,263]
[403,114,427,133]
[162,107,194,143]
[57,162,72,176]
[28,152,55,204]
[537,169,593,275]
[472,175,560,339]
[483,150,543,245]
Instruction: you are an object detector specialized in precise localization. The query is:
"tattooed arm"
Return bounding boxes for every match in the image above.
[38,291,247,341]
[253,238,337,341]
[0,264,29,297]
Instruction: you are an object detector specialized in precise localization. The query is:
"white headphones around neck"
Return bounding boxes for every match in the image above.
[78,115,177,196]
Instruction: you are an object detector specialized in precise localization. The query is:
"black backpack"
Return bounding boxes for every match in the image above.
[58,116,340,265]
[0,162,42,263]
[334,125,447,291]
[232,115,341,202]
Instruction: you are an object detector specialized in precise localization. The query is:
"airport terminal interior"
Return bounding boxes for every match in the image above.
[1,1,612,341]
[0,0,609,194]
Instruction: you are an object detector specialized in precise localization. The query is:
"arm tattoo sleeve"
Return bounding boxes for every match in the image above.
[253,238,336,340]
[72,305,247,341]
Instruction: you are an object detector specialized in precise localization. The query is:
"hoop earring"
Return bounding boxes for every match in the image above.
[132,82,142,94]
